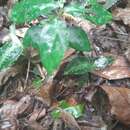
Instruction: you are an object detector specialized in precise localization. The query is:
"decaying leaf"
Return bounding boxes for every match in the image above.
[113,8,130,26]
[101,85,130,125]
[0,95,32,118]
[52,119,63,130]
[39,79,53,106]
[61,110,81,130]
[93,56,130,80]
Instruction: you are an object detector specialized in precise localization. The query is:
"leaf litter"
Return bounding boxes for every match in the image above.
[1,0,130,130]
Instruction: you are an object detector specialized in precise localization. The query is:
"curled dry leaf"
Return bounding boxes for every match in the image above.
[113,8,130,26]
[101,85,130,125]
[93,56,130,80]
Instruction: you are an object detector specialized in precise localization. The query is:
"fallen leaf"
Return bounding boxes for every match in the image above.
[61,110,81,130]
[15,27,28,38]
[93,56,130,80]
[113,8,130,26]
[0,95,32,118]
[101,85,130,125]
[29,102,46,121]
[28,121,46,130]
[53,119,63,130]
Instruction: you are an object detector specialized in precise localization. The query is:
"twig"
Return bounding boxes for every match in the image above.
[36,64,46,80]
[24,58,31,89]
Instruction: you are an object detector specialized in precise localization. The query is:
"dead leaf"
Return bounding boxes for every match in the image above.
[0,118,18,130]
[28,121,46,130]
[113,8,130,26]
[78,116,107,128]
[39,80,53,106]
[93,56,130,80]
[101,85,130,125]
[53,119,63,130]
[15,27,28,38]
[61,110,81,130]
[29,103,46,121]
[0,95,32,119]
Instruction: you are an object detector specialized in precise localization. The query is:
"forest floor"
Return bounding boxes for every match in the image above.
[1,0,130,130]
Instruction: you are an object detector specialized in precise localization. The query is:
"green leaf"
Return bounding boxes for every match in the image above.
[68,26,91,51]
[64,56,96,75]
[59,100,70,108]
[64,56,114,76]
[64,3,87,17]
[64,104,84,118]
[51,100,84,119]
[94,56,114,69]
[85,0,112,25]
[65,0,112,25]
[10,0,57,24]
[0,42,23,70]
[23,19,68,74]
[51,109,61,119]
[0,29,23,71]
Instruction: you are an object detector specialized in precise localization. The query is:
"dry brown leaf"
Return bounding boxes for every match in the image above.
[0,95,32,118]
[39,80,53,106]
[61,110,81,130]
[93,56,130,80]
[101,85,130,125]
[28,121,46,130]
[29,106,46,121]
[53,119,63,130]
[113,8,130,26]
